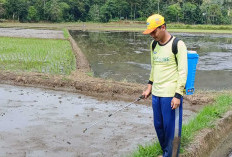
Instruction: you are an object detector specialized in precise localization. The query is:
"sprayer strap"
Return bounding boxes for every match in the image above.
[151,37,180,65]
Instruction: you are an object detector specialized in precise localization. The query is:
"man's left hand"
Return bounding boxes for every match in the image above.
[171,97,180,110]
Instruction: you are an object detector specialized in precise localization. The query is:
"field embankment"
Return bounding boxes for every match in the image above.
[0,22,232,34]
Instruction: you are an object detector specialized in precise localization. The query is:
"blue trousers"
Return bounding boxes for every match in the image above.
[152,95,183,157]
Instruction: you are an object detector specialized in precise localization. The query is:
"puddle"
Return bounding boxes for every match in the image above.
[0,84,195,157]
[70,31,232,90]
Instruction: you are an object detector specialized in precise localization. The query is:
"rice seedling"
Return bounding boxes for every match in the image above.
[0,37,76,75]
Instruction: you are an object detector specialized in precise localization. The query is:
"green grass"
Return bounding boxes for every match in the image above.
[167,28,232,34]
[63,28,70,39]
[167,23,232,30]
[86,71,94,77]
[131,95,232,157]
[0,37,76,75]
[0,22,232,34]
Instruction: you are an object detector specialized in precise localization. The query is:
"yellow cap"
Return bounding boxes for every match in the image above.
[143,14,165,35]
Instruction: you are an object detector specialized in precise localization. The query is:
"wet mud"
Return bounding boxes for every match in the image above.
[0,84,196,157]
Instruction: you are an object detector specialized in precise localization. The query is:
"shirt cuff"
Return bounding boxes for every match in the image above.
[174,93,182,99]
[148,80,153,85]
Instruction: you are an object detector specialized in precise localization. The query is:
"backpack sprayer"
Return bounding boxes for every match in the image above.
[152,38,199,95]
[83,95,145,133]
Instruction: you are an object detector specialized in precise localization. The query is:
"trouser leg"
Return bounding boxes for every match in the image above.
[160,97,183,157]
[152,95,165,150]
[152,95,183,157]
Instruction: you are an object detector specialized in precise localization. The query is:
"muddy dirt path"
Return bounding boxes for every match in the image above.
[0,84,197,157]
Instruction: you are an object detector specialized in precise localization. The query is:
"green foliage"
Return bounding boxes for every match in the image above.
[132,142,162,157]
[99,4,111,22]
[0,0,231,24]
[63,28,69,39]
[181,2,197,24]
[27,6,39,22]
[88,4,101,22]
[86,71,94,77]
[165,3,181,22]
[194,5,203,24]
[60,2,70,22]
[4,0,28,21]
[47,0,63,22]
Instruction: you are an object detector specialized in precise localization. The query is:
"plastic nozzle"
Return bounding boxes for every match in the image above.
[83,128,87,133]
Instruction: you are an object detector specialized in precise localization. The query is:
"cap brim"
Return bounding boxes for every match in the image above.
[142,28,157,35]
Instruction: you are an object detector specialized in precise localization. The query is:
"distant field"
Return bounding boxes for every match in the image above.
[0,22,231,34]
[0,37,76,75]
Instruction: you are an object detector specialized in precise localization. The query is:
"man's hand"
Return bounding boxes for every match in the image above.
[171,97,180,109]
[142,84,152,99]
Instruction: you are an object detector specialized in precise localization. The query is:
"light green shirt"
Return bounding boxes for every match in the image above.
[149,36,188,97]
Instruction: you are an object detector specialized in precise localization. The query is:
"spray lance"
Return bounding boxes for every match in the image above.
[83,95,145,133]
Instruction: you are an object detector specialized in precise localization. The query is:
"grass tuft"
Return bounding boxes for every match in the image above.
[63,28,70,39]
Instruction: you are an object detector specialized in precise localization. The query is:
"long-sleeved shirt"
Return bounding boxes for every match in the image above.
[149,36,188,97]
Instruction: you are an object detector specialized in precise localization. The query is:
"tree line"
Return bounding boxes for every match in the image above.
[0,0,231,24]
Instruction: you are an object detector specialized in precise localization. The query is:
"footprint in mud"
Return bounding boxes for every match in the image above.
[90,108,95,111]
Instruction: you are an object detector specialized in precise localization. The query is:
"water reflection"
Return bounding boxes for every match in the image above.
[70,30,232,90]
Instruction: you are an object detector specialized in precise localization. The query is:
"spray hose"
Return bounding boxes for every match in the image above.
[83,95,145,133]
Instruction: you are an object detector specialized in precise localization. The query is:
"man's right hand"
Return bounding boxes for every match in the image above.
[142,84,152,99]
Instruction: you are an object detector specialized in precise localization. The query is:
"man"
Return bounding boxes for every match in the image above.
[142,14,188,157]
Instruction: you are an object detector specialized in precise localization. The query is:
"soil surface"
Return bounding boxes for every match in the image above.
[210,131,232,157]
[0,84,196,157]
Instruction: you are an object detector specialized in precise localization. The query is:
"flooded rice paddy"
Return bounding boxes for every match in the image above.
[0,28,64,39]
[70,31,232,91]
[0,84,196,157]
